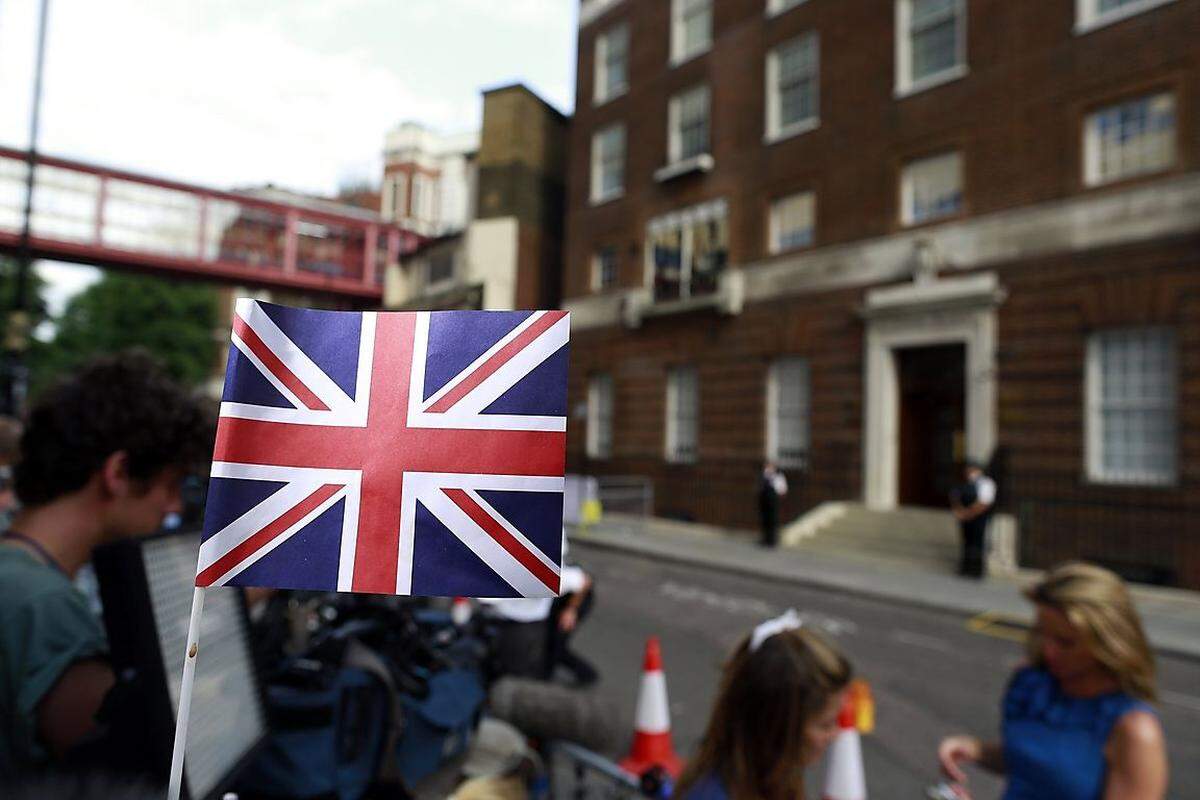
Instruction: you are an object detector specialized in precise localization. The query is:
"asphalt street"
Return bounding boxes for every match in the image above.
[566,545,1200,800]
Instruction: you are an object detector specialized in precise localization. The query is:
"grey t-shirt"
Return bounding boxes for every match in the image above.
[0,544,108,780]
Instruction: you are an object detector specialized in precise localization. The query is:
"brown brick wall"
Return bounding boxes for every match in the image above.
[479,85,569,178]
[567,233,1200,585]
[566,0,1200,300]
[568,284,865,530]
[513,222,564,310]
[995,234,1200,587]
[476,85,569,310]
[564,1,1200,587]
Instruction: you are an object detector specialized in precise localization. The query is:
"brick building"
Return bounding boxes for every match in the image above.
[564,0,1200,587]
[387,84,568,311]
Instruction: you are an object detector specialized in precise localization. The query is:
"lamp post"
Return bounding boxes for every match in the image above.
[3,0,51,415]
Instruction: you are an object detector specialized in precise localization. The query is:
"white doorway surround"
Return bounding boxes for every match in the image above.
[862,264,1006,510]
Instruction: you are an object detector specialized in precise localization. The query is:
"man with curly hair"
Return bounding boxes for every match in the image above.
[0,351,213,782]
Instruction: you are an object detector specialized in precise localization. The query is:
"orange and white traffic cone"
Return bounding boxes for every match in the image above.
[620,636,683,779]
[823,680,870,800]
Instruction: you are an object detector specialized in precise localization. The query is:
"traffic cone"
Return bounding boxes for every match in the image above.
[620,637,683,779]
[822,683,867,800]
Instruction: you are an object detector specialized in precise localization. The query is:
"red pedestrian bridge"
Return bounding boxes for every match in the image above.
[0,146,420,302]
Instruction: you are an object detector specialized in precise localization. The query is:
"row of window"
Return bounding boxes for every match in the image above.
[594,0,1175,108]
[588,0,1181,213]
[591,85,1176,295]
[586,326,1179,486]
[595,88,1176,293]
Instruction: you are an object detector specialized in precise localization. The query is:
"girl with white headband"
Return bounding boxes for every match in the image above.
[674,610,853,800]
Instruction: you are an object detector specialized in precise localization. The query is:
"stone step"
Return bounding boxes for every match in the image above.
[788,503,962,569]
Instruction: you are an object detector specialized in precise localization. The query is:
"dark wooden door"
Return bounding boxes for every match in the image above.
[897,345,966,508]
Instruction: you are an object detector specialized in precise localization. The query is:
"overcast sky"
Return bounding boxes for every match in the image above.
[0,0,578,313]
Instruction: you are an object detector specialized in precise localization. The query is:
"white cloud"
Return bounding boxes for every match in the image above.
[0,0,576,192]
[30,4,467,193]
[0,0,576,310]
[38,261,99,315]
[33,261,101,341]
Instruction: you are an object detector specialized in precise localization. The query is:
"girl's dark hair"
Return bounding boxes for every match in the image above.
[15,350,213,506]
[675,626,852,800]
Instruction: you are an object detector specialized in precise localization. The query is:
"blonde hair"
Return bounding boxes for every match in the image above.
[1025,562,1157,701]
[675,626,852,800]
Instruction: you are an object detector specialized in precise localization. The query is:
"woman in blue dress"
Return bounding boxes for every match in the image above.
[938,562,1168,799]
[674,610,853,800]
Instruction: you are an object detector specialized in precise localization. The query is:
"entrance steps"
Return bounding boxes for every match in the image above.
[782,502,962,572]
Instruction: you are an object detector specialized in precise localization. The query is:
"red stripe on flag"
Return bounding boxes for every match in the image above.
[426,312,563,413]
[441,488,560,594]
[196,483,343,587]
[233,314,330,411]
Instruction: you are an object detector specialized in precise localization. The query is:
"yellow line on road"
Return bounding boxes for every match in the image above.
[966,611,1029,643]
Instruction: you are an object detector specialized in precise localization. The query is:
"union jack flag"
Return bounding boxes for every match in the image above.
[196,299,569,597]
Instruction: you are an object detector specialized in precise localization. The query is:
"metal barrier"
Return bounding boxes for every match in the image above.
[547,741,646,800]
[595,475,654,517]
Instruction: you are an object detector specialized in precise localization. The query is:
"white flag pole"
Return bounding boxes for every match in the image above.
[167,586,206,800]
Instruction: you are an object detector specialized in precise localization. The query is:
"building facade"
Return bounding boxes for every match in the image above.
[210,185,409,397]
[382,122,479,238]
[387,84,568,312]
[565,0,1200,587]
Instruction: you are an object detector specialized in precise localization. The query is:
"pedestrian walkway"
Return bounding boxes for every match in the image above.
[569,513,1200,662]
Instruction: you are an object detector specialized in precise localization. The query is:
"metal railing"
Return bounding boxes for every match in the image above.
[595,475,654,517]
[0,146,422,299]
[548,741,647,800]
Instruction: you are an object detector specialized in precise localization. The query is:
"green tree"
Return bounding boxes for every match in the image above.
[42,273,219,389]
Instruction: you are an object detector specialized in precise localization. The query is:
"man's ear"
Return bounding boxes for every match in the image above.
[99,451,132,498]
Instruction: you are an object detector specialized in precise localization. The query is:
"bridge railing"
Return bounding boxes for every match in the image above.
[0,146,420,298]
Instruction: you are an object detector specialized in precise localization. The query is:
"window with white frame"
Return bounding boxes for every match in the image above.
[767,357,810,469]
[412,173,439,223]
[767,0,809,16]
[382,174,408,221]
[901,150,963,225]
[1087,327,1177,485]
[590,124,625,204]
[587,373,614,459]
[669,84,710,164]
[896,0,966,95]
[767,33,819,141]
[671,0,711,65]
[594,23,629,104]
[410,174,425,221]
[1076,0,1177,33]
[1084,92,1176,187]
[769,191,815,254]
[592,245,619,291]
[647,198,728,302]
[666,366,699,463]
